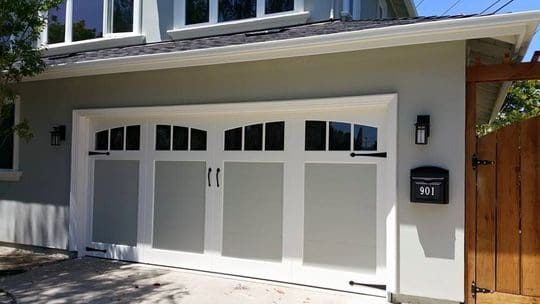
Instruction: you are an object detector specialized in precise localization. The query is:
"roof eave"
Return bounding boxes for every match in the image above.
[488,13,539,122]
[28,11,540,82]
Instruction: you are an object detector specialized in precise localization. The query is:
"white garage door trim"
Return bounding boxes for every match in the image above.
[69,93,398,296]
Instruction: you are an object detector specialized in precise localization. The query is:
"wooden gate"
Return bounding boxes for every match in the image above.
[474,115,540,304]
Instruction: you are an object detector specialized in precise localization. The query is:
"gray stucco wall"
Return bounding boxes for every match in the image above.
[0,41,466,301]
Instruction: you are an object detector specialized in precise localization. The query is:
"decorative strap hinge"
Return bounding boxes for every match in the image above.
[471,281,493,298]
[472,154,494,170]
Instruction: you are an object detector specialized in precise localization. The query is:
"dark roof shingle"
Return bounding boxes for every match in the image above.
[44,15,478,66]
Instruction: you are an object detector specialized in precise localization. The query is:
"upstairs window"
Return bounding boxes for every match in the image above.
[45,0,138,45]
[179,0,296,27]
[0,102,15,170]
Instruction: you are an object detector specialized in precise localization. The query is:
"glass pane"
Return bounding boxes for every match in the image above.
[110,127,124,150]
[354,125,378,151]
[225,127,242,151]
[153,161,206,253]
[47,1,66,44]
[305,121,326,151]
[218,0,256,22]
[95,130,109,151]
[329,122,351,151]
[265,121,284,151]
[0,103,14,169]
[72,0,103,42]
[125,125,140,151]
[186,0,209,25]
[222,162,283,261]
[265,0,294,14]
[190,128,207,151]
[112,0,134,33]
[172,126,188,151]
[93,160,139,246]
[156,125,171,151]
[244,123,263,151]
[304,163,377,273]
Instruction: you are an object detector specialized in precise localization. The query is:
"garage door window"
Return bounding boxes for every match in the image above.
[95,125,141,151]
[224,121,284,151]
[156,125,207,151]
[305,121,378,151]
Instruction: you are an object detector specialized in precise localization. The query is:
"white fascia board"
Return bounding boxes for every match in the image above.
[29,11,540,81]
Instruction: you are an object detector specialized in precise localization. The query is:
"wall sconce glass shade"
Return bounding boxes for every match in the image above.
[50,125,66,146]
[415,115,430,145]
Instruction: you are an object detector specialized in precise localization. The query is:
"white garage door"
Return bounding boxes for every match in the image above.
[84,97,396,297]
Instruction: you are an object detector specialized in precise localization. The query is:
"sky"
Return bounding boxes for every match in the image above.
[413,0,540,61]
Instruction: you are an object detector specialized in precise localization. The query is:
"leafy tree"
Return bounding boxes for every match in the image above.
[1,0,63,146]
[72,20,99,42]
[477,80,540,136]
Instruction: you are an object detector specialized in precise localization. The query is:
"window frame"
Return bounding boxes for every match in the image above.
[41,0,142,46]
[173,0,303,29]
[378,0,388,18]
[0,98,22,181]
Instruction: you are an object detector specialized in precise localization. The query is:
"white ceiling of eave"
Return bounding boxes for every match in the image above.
[467,38,516,124]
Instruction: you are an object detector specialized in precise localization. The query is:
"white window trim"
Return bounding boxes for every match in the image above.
[40,0,143,55]
[378,0,388,18]
[0,98,22,182]
[169,0,307,40]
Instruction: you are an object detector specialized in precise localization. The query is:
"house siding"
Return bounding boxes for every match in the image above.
[1,41,465,302]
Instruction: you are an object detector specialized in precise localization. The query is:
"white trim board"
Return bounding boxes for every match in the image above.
[31,11,540,81]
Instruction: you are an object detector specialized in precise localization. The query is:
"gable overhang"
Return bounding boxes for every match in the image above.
[28,11,540,82]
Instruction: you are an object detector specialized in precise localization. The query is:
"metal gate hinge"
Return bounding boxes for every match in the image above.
[472,154,494,170]
[471,281,493,297]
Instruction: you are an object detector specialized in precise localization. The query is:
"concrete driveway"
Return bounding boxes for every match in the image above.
[0,257,385,304]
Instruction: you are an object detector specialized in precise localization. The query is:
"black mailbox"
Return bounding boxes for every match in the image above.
[410,166,449,204]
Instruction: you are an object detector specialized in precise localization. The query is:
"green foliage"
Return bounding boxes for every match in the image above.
[72,20,99,42]
[0,0,63,143]
[477,80,540,136]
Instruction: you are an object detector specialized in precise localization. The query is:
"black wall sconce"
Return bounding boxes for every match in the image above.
[50,125,66,146]
[415,115,430,145]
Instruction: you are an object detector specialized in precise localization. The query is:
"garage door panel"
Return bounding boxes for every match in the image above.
[92,160,139,247]
[222,162,284,262]
[152,161,206,253]
[304,163,377,273]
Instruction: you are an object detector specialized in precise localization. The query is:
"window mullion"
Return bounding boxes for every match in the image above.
[257,0,265,17]
[103,0,110,36]
[65,0,73,43]
[133,0,141,34]
[294,0,303,12]
[174,0,184,29]
[209,0,218,24]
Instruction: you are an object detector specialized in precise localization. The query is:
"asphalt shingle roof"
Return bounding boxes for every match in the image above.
[44,15,478,66]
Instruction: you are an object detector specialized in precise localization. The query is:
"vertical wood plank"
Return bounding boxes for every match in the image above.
[521,116,540,297]
[465,81,477,304]
[476,133,497,291]
[496,123,521,294]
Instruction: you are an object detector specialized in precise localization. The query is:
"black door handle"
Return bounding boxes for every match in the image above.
[350,152,387,158]
[208,168,212,187]
[216,168,221,187]
[89,151,110,156]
